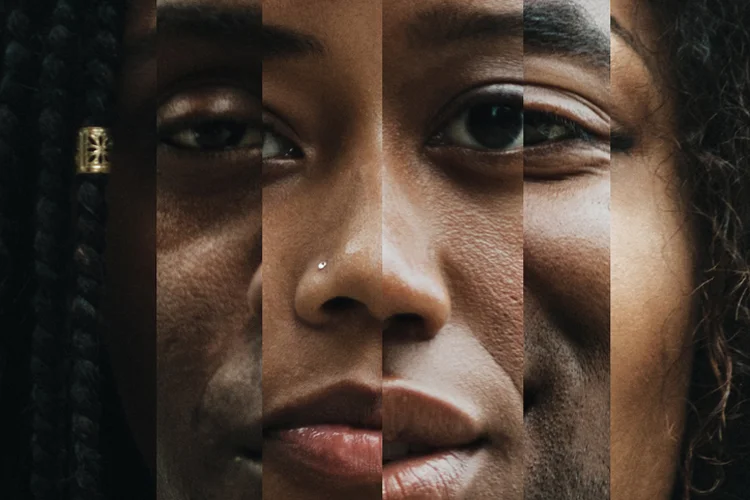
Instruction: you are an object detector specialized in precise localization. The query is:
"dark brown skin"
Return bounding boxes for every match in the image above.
[106,0,156,475]
[262,1,523,499]
[111,0,263,499]
[106,0,693,499]
[262,1,385,499]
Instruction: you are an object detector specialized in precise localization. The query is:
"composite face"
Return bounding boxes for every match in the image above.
[147,1,698,499]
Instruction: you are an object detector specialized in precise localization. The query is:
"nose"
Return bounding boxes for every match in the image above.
[380,232,451,339]
[294,173,450,339]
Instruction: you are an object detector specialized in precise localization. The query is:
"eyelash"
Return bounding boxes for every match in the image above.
[158,118,306,161]
[159,108,634,158]
[528,112,595,142]
[431,104,634,154]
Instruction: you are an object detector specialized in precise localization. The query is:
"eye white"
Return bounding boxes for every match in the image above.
[262,130,285,159]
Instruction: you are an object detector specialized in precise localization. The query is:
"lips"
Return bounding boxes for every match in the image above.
[264,380,487,497]
[382,380,486,499]
[263,383,383,484]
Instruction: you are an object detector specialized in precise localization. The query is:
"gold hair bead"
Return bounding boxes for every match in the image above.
[76,126,113,175]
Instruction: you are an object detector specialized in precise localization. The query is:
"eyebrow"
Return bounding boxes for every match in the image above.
[407,2,609,69]
[524,2,609,68]
[155,4,326,59]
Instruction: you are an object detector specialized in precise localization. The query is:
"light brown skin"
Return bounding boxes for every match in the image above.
[106,0,693,499]
[610,1,694,498]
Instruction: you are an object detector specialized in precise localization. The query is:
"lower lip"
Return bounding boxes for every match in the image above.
[265,425,381,483]
[383,448,480,500]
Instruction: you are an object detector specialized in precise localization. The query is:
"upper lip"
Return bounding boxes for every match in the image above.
[263,382,382,432]
[263,380,485,449]
[382,379,484,449]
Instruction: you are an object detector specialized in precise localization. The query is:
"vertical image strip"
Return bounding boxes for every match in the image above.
[106,0,157,498]
[610,2,694,498]
[156,1,263,499]
[381,1,524,498]
[0,0,158,499]
[261,1,384,498]
[522,0,611,499]
[610,1,750,499]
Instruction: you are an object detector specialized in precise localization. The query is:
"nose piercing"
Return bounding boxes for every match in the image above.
[318,261,327,270]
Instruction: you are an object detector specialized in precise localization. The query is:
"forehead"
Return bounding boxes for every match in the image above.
[146,0,611,40]
[387,0,608,32]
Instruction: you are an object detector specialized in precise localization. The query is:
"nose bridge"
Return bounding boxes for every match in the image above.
[292,129,384,326]
[380,171,451,335]
[293,136,449,334]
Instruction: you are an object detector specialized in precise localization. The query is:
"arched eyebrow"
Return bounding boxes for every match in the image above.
[155,4,326,60]
[406,2,610,70]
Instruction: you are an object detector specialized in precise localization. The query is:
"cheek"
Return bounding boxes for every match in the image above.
[610,161,694,498]
[525,177,611,344]
[154,213,260,462]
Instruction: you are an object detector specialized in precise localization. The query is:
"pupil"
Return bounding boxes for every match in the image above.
[467,103,522,149]
[195,122,242,150]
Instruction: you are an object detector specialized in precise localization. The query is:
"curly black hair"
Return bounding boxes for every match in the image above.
[645,1,750,499]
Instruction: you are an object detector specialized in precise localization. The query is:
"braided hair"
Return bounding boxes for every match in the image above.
[68,1,125,497]
[30,0,84,498]
[1,0,152,498]
[2,1,47,498]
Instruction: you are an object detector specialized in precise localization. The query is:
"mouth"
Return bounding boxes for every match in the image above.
[263,380,489,496]
[263,383,383,484]
[382,439,484,463]
[381,381,487,500]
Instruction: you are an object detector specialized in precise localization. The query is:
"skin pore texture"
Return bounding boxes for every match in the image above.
[609,1,694,499]
[263,0,523,498]
[155,0,263,499]
[105,0,694,499]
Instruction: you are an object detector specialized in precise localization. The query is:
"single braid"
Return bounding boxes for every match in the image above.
[30,0,83,498]
[2,1,52,497]
[0,3,33,329]
[68,0,124,498]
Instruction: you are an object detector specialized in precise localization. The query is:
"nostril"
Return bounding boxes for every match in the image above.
[383,313,427,339]
[322,296,360,313]
[523,386,538,415]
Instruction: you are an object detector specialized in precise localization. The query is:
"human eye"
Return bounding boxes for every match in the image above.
[429,83,637,157]
[429,86,523,152]
[161,119,262,152]
[262,123,303,160]
[523,111,596,147]
[159,116,303,160]
[157,86,262,159]
[426,84,641,181]
[431,95,605,153]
